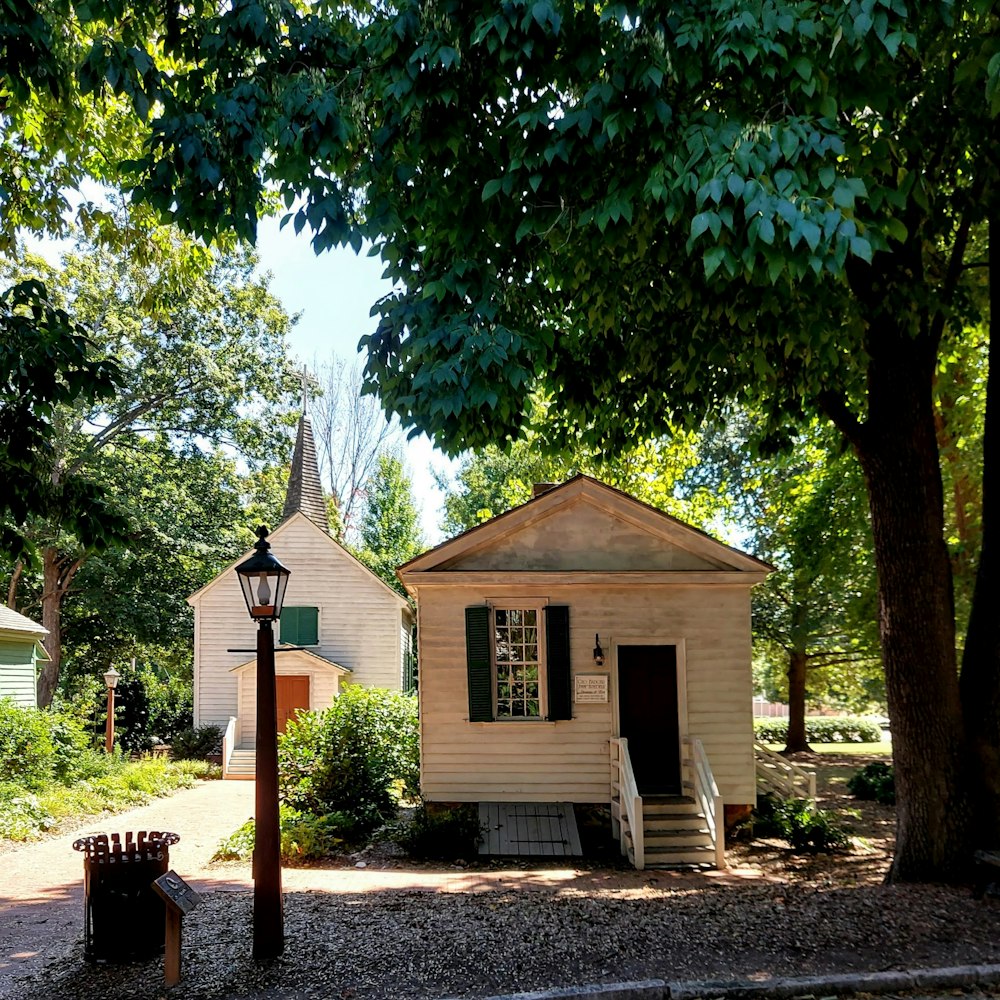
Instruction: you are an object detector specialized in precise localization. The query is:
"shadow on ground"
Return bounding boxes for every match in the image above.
[12,878,1000,1000]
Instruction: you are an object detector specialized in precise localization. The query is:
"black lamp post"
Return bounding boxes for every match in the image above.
[103,667,120,753]
[234,525,290,961]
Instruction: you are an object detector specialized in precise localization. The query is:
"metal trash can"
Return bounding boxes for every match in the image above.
[73,830,180,961]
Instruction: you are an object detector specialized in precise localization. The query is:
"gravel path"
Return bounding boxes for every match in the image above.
[0,778,255,995]
[3,777,999,1000]
[11,875,1000,999]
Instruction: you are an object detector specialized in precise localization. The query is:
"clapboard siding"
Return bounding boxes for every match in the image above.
[190,514,412,733]
[0,641,38,708]
[413,582,757,805]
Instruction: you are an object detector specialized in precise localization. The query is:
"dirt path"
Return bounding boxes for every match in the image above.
[0,778,255,995]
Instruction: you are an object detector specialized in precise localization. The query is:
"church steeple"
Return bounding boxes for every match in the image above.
[282,367,330,533]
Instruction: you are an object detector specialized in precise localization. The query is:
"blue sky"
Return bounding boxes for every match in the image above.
[254,217,458,543]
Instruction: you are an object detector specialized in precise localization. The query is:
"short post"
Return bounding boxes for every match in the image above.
[152,871,201,987]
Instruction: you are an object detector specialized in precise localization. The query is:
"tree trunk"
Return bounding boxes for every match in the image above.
[854,324,972,882]
[960,212,1000,849]
[35,547,83,709]
[784,649,812,753]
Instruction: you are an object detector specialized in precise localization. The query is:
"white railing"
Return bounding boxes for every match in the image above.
[610,737,644,869]
[754,741,817,801]
[684,736,726,870]
[221,716,237,780]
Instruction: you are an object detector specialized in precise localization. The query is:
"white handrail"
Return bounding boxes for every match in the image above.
[685,737,726,870]
[222,716,237,780]
[754,741,817,801]
[610,737,644,869]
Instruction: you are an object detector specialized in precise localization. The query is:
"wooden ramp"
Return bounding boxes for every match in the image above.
[478,802,582,857]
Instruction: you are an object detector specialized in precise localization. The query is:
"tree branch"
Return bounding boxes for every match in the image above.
[7,560,23,609]
[817,389,865,448]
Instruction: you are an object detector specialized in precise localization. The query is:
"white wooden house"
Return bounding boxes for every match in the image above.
[398,476,771,868]
[0,606,48,708]
[188,410,414,777]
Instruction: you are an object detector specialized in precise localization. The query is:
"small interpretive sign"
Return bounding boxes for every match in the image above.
[152,870,201,915]
[574,674,609,704]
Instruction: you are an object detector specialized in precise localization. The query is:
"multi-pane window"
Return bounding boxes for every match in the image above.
[494,607,541,718]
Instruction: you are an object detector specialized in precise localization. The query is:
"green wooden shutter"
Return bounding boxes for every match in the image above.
[279,606,300,644]
[545,605,572,721]
[298,607,319,645]
[280,607,318,645]
[465,605,493,722]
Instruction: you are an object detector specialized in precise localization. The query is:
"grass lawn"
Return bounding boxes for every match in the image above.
[764,741,892,757]
[0,757,220,843]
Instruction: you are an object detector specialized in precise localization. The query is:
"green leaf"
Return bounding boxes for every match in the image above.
[791,56,812,82]
[703,245,727,278]
[482,178,503,201]
[691,212,712,239]
[850,236,873,263]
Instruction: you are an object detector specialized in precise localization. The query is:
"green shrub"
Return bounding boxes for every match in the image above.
[49,716,95,782]
[278,686,419,834]
[754,793,851,853]
[144,671,194,743]
[0,700,56,787]
[753,716,883,744]
[396,803,484,860]
[847,761,896,804]
[212,805,353,863]
[0,784,56,839]
[170,725,223,760]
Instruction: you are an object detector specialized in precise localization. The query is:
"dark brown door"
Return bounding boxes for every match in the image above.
[617,645,680,795]
[275,675,310,733]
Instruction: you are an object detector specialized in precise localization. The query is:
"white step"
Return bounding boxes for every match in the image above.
[225,749,257,778]
[644,828,713,850]
[624,829,716,866]
[641,795,699,817]
[643,844,716,867]
[644,813,708,832]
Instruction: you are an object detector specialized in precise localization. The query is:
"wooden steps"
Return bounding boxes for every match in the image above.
[224,748,256,780]
[616,793,716,869]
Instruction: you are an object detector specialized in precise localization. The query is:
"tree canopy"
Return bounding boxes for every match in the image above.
[6,0,1000,881]
[357,452,424,593]
[2,235,295,705]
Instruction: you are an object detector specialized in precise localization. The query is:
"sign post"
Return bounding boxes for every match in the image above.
[152,870,201,986]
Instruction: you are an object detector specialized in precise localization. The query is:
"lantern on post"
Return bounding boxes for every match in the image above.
[234,526,290,961]
[103,666,121,754]
[235,526,290,621]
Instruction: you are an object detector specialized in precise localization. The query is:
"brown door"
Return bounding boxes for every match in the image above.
[275,675,310,733]
[617,645,680,795]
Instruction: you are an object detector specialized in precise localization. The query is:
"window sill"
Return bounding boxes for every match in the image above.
[467,719,562,725]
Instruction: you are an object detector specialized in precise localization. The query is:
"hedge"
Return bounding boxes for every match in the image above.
[753,716,883,744]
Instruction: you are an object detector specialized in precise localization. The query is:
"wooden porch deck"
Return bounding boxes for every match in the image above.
[478,802,583,857]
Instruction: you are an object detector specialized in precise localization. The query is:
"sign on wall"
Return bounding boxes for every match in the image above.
[574,674,609,703]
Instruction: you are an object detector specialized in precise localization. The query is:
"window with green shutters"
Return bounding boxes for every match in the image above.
[465,604,571,722]
[280,606,319,646]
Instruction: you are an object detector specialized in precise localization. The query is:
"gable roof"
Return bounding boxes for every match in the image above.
[0,606,48,639]
[187,512,412,612]
[229,646,352,675]
[399,474,772,583]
